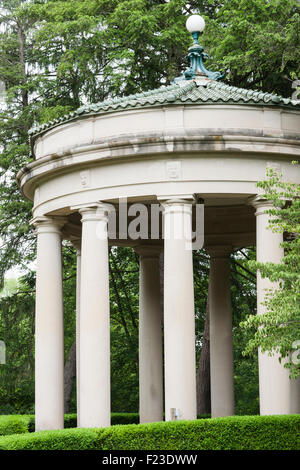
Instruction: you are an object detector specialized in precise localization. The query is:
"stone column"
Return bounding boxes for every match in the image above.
[73,203,111,428]
[159,196,197,421]
[70,240,81,427]
[135,245,163,424]
[76,248,81,426]
[207,246,234,418]
[252,197,291,414]
[31,216,66,431]
[290,375,300,414]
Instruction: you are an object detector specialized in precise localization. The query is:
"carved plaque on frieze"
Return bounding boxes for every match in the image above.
[166,161,182,180]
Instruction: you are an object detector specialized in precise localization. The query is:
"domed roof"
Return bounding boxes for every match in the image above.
[28,14,300,147]
[29,79,300,143]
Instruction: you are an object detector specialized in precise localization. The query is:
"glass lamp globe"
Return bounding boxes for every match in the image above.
[186,15,205,33]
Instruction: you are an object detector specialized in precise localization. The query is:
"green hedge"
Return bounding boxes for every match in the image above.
[0,413,210,436]
[0,415,299,450]
[0,413,141,436]
[0,413,133,436]
[0,415,34,436]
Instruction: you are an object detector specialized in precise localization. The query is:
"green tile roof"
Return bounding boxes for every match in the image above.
[29,79,300,140]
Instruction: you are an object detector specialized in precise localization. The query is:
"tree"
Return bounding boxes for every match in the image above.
[203,0,300,96]
[0,0,37,285]
[196,294,210,415]
[195,248,259,415]
[242,165,300,378]
[231,248,259,415]
[109,247,139,411]
[0,276,35,414]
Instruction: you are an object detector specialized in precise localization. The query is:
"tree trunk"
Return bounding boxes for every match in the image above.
[64,340,76,414]
[196,294,211,415]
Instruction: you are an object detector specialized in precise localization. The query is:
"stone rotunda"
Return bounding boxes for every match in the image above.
[17,15,300,431]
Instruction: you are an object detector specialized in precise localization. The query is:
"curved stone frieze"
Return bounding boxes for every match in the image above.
[17,101,300,251]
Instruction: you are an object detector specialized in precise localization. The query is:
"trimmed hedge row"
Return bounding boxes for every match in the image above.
[0,413,210,436]
[0,414,81,436]
[0,415,34,436]
[0,413,137,436]
[0,415,299,450]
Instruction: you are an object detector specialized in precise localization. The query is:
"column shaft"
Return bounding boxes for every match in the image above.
[208,248,234,418]
[75,248,81,426]
[33,217,65,431]
[162,199,197,421]
[290,376,300,414]
[138,248,163,423]
[255,201,291,414]
[78,205,111,428]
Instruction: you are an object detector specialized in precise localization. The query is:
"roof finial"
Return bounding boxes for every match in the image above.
[173,14,224,84]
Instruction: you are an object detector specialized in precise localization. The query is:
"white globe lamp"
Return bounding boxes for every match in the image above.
[186,15,205,33]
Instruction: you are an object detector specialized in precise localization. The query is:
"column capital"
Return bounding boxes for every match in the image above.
[30,215,67,235]
[248,195,274,216]
[157,195,196,218]
[71,202,114,223]
[206,245,232,258]
[157,194,198,207]
[134,244,162,259]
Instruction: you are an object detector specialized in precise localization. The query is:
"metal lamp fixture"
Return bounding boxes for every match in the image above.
[173,14,223,83]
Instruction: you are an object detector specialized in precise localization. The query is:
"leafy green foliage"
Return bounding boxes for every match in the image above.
[0,280,35,414]
[203,0,300,96]
[0,413,136,436]
[193,249,209,360]
[0,415,299,450]
[109,247,139,412]
[0,427,101,450]
[0,414,33,436]
[0,412,212,437]
[242,165,300,378]
[230,249,259,415]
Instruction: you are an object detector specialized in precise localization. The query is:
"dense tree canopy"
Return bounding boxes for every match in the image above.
[203,0,300,95]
